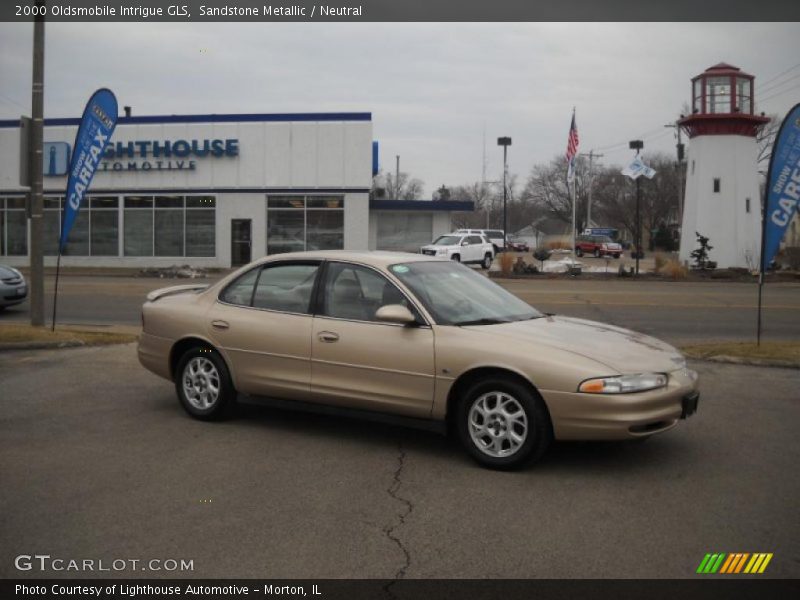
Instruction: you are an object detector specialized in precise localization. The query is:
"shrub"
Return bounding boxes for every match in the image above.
[499,252,515,276]
[654,253,667,273]
[661,259,688,280]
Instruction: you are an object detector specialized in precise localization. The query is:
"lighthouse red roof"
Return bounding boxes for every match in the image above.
[702,62,754,78]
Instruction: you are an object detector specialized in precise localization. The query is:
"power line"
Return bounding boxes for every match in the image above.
[757,71,800,95]
[756,62,800,91]
[758,82,800,105]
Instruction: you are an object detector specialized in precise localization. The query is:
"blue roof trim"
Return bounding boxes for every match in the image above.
[370,199,474,212]
[1,187,370,195]
[0,112,372,128]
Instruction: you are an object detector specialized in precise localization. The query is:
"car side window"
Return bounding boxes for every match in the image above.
[252,264,320,313]
[468,236,483,245]
[219,268,259,306]
[322,262,418,323]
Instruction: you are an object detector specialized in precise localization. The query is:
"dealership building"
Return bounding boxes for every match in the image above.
[0,112,471,268]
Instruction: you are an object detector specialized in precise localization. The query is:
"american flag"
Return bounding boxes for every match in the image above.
[566,111,579,181]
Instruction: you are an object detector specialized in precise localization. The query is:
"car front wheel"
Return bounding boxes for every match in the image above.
[482,253,493,269]
[457,378,552,470]
[593,249,601,258]
[175,346,236,420]
[451,254,461,262]
[575,248,583,257]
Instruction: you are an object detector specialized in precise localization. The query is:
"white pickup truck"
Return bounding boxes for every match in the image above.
[419,233,495,269]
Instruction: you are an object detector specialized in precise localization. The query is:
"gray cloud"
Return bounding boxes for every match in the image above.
[1,22,798,195]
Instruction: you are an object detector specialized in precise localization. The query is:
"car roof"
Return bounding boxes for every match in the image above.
[253,250,444,269]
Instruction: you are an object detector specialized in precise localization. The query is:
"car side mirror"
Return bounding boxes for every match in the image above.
[375,304,417,326]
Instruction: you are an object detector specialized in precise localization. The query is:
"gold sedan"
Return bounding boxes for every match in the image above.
[138,251,699,469]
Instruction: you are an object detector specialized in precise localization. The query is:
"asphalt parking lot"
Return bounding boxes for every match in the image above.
[1,343,798,579]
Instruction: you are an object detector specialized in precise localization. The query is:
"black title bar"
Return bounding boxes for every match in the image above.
[3,0,800,22]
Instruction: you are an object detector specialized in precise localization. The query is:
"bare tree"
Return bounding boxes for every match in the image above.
[519,155,590,233]
[757,113,782,169]
[372,170,426,200]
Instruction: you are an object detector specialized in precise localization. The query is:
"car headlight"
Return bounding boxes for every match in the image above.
[578,373,668,394]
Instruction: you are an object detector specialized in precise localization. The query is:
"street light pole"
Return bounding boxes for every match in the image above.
[629,139,644,276]
[497,137,511,250]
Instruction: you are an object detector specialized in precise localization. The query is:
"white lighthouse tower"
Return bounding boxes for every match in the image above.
[678,63,769,269]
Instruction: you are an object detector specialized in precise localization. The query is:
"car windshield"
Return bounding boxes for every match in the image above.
[389,261,543,325]
[431,235,462,246]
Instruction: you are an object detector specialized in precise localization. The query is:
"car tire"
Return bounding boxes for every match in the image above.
[175,346,236,421]
[593,249,600,258]
[614,253,621,259]
[451,254,461,262]
[575,248,583,257]
[481,253,493,270]
[456,377,553,470]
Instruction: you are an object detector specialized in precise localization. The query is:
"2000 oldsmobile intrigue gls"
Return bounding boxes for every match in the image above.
[138,251,699,469]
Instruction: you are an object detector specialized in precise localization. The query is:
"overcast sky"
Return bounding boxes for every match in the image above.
[1,22,799,195]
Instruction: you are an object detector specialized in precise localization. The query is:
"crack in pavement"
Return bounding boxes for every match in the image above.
[383,441,413,597]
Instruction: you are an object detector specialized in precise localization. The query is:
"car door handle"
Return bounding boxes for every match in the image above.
[211,320,230,330]
[318,331,339,343]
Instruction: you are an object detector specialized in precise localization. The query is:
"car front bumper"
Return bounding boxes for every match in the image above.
[543,369,699,440]
[0,281,27,307]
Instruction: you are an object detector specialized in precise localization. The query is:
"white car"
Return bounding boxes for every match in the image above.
[420,234,495,269]
[455,229,506,252]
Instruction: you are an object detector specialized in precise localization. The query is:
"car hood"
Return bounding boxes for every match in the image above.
[0,265,21,279]
[465,316,685,374]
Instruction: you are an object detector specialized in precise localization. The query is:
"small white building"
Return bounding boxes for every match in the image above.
[678,63,769,269]
[0,112,472,268]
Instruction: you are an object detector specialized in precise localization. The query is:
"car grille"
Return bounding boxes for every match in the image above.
[421,249,436,256]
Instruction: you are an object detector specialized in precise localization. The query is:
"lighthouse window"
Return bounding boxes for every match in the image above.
[706,76,731,114]
[746,198,751,213]
[736,77,752,113]
[713,178,721,193]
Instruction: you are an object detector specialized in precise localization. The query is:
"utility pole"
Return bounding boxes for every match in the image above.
[665,121,686,226]
[28,0,46,327]
[579,150,604,229]
[482,125,489,228]
[394,155,400,199]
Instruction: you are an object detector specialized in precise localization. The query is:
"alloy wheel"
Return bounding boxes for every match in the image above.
[182,357,221,410]
[468,391,528,458]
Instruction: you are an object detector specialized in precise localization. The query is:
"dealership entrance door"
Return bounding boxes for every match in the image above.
[231,219,252,267]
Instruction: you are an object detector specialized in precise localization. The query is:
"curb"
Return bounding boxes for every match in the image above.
[0,340,86,352]
[690,355,800,370]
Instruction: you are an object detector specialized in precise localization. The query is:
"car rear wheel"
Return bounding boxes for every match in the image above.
[175,346,236,420]
[593,248,601,258]
[457,377,552,470]
[575,248,583,257]
[613,253,621,259]
[482,253,493,270]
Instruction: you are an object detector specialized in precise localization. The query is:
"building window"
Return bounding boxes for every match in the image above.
[0,197,29,256]
[266,195,344,255]
[124,195,216,257]
[39,196,119,256]
[713,178,721,193]
[691,160,695,175]
[705,76,731,114]
[376,212,433,252]
[735,77,752,114]
[746,197,751,213]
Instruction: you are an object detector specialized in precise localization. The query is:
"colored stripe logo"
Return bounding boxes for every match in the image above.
[697,553,773,574]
